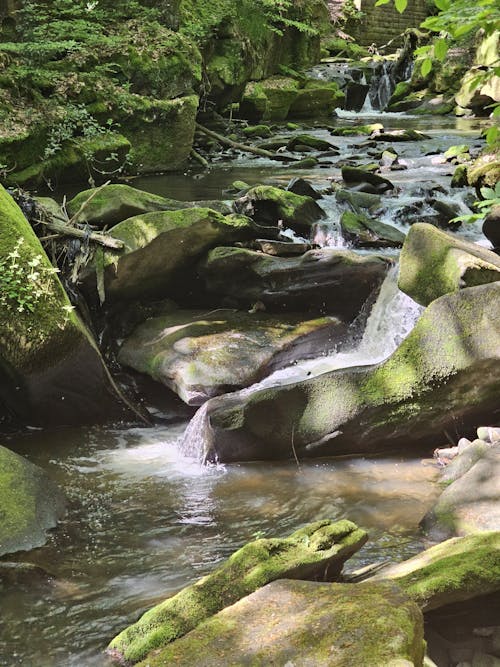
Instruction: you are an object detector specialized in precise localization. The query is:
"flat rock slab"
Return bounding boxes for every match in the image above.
[371,532,500,612]
[136,579,424,667]
[200,246,392,319]
[118,309,345,405]
[0,446,65,557]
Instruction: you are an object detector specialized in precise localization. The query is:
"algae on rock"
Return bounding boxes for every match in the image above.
[108,519,367,664]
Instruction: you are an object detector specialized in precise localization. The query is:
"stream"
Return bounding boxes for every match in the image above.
[0,112,493,666]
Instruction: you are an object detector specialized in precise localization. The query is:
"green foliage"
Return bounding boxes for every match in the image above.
[43,104,113,160]
[451,182,500,224]
[0,237,62,314]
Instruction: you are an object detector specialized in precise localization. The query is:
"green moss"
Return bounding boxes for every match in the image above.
[0,447,36,545]
[330,123,383,136]
[108,519,367,664]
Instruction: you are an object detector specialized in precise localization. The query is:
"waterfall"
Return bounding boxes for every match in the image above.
[178,266,423,461]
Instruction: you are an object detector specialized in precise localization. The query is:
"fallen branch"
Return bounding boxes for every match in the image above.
[190,148,209,168]
[196,123,296,162]
[37,219,124,250]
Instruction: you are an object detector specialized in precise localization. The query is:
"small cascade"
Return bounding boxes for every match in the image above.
[178,402,212,463]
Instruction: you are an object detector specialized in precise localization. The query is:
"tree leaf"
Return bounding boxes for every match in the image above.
[434,0,450,9]
[485,126,499,146]
[434,38,448,61]
[421,58,433,78]
[395,0,408,12]
[374,0,391,5]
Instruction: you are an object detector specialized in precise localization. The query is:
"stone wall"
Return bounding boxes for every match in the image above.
[349,0,428,46]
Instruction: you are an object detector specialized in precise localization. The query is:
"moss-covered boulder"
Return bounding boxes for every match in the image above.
[421,445,500,537]
[240,76,300,121]
[340,211,405,248]
[288,79,344,118]
[398,223,500,306]
[233,184,325,232]
[483,204,500,250]
[342,166,395,194]
[371,532,500,612]
[83,208,255,303]
[118,309,346,405]
[200,247,391,318]
[132,580,424,667]
[66,184,191,228]
[467,144,500,189]
[0,186,130,426]
[108,519,368,664]
[190,282,500,462]
[0,445,66,556]
[286,133,337,152]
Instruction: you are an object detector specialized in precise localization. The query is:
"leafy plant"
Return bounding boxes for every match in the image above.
[451,182,500,224]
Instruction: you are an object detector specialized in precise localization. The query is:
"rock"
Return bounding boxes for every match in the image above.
[286,177,322,200]
[240,77,300,121]
[340,211,405,248]
[444,144,471,164]
[477,426,500,443]
[83,208,255,303]
[441,440,492,483]
[131,579,424,667]
[422,445,500,537]
[286,134,337,152]
[0,186,131,426]
[118,309,346,405]
[341,166,395,193]
[371,129,430,142]
[65,184,191,228]
[398,223,500,306]
[371,532,500,612]
[193,282,500,463]
[427,198,462,229]
[200,246,391,318]
[468,147,500,189]
[248,239,312,256]
[288,79,345,119]
[451,164,469,188]
[483,205,500,250]
[0,445,65,556]
[0,562,53,587]
[344,81,370,111]
[108,519,368,664]
[293,156,320,169]
[241,124,271,138]
[233,185,325,233]
[329,123,383,137]
[335,188,382,212]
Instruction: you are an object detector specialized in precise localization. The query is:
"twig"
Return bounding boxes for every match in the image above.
[36,218,124,250]
[190,149,209,168]
[196,123,297,162]
[291,425,301,469]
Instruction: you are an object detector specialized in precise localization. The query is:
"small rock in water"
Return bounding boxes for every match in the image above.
[477,426,500,444]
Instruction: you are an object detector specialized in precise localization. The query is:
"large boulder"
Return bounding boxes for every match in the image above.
[371,532,500,612]
[421,444,500,537]
[118,309,346,405]
[131,579,424,667]
[0,186,131,426]
[0,445,66,556]
[399,223,500,306]
[233,185,325,233]
[190,282,500,462]
[65,184,191,228]
[83,208,256,303]
[200,246,392,318]
[108,519,367,664]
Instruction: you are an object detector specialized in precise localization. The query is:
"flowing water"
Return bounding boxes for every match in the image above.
[1,113,494,666]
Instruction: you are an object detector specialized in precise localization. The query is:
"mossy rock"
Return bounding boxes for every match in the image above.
[108,519,368,664]
[195,282,500,462]
[233,184,325,232]
[0,185,130,426]
[240,77,300,121]
[0,445,66,556]
[286,133,337,152]
[118,309,346,405]
[467,145,500,189]
[66,184,191,228]
[330,123,383,137]
[372,532,500,612]
[84,208,256,303]
[288,79,344,119]
[134,579,424,667]
[340,211,405,248]
[241,124,271,138]
[398,223,500,306]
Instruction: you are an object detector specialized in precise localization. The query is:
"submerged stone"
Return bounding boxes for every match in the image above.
[108,519,368,664]
[133,579,424,667]
[118,309,346,405]
[398,223,500,306]
[0,445,66,557]
[197,282,500,462]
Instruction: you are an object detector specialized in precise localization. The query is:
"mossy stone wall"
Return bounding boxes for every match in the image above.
[349,0,428,46]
